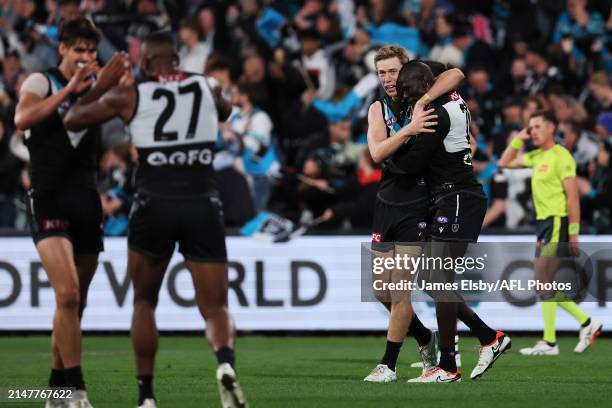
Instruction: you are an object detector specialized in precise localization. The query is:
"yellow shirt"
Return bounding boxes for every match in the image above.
[522,144,576,220]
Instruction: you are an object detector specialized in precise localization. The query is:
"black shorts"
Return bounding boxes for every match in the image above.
[26,187,103,255]
[128,192,227,262]
[429,190,486,242]
[535,216,569,257]
[371,198,429,251]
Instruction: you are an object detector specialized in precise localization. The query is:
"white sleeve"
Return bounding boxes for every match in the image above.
[353,72,378,98]
[246,111,273,147]
[19,73,49,98]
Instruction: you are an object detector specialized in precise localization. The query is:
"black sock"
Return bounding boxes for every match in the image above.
[216,346,235,367]
[64,366,85,391]
[408,315,431,347]
[438,346,457,372]
[581,317,591,328]
[380,340,402,372]
[49,368,65,388]
[137,375,154,405]
[462,313,496,345]
[545,341,557,347]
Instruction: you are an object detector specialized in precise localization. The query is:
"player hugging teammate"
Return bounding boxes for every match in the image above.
[365,51,513,384]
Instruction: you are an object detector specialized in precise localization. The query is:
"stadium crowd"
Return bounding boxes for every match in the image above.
[0,0,610,235]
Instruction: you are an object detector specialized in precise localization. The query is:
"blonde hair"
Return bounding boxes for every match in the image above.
[374,45,409,67]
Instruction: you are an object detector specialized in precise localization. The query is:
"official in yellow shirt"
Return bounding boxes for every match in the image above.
[499,110,602,356]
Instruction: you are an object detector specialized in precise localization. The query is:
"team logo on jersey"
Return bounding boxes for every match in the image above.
[146,148,213,166]
[417,221,427,230]
[450,91,460,101]
[463,152,473,166]
[385,117,396,127]
[452,224,460,232]
[538,164,549,172]
[372,233,382,243]
[437,216,448,224]
[42,219,69,231]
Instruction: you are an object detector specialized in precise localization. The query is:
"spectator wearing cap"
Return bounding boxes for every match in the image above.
[178,17,209,74]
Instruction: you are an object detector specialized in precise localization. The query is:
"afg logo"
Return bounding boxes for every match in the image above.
[372,233,382,243]
[538,164,549,173]
[436,216,448,224]
[385,117,396,127]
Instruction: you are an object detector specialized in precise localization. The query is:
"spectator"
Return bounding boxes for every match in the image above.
[297,28,335,100]
[178,16,209,74]
[0,120,24,227]
[228,81,280,212]
[320,148,381,230]
[462,66,498,137]
[429,13,462,67]
[523,44,564,96]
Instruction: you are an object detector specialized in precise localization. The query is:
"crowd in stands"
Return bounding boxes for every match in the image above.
[0,0,610,234]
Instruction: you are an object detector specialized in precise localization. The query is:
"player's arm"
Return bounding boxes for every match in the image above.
[389,107,449,174]
[367,101,437,163]
[498,128,531,169]
[64,85,135,130]
[78,52,131,105]
[415,67,465,107]
[14,64,97,131]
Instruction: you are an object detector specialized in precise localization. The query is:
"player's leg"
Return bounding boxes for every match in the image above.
[37,237,86,388]
[179,195,247,407]
[364,244,400,382]
[188,260,247,408]
[129,249,171,407]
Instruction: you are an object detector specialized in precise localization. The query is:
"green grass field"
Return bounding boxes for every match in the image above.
[0,335,610,407]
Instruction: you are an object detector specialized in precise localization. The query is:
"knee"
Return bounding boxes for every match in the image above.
[133,291,158,310]
[56,285,80,310]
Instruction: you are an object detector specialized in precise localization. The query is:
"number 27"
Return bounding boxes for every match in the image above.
[152,82,202,141]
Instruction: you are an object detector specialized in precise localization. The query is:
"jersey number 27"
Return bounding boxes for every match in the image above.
[152,82,202,141]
